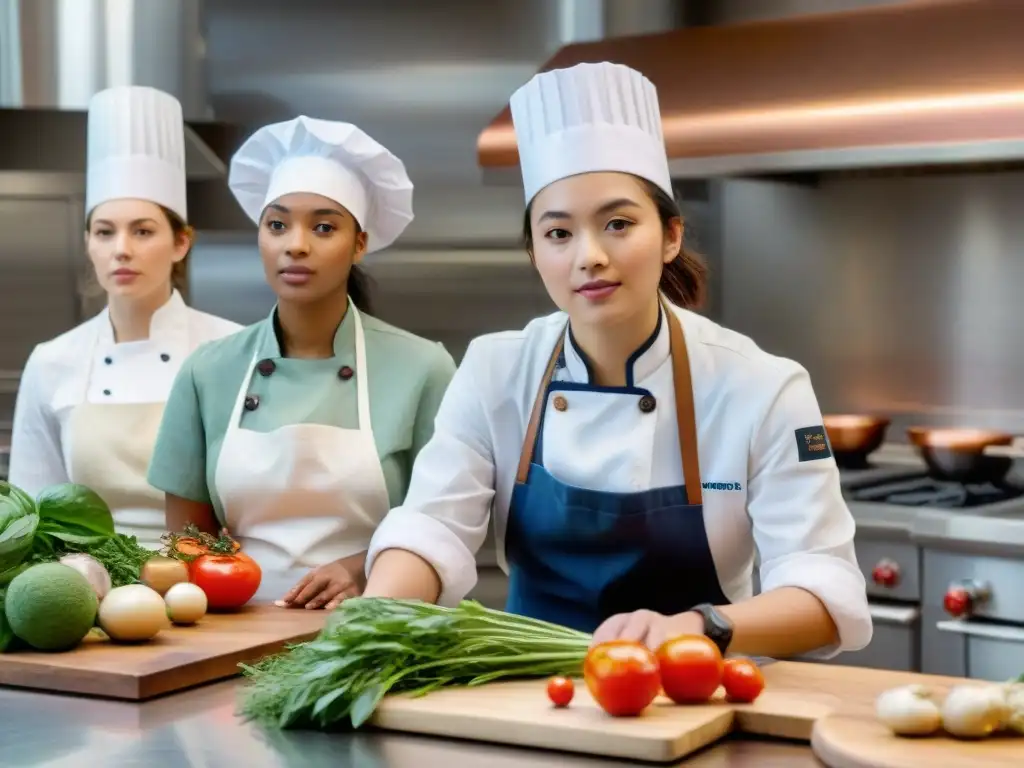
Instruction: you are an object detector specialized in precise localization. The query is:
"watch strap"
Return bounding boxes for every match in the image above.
[691,602,734,655]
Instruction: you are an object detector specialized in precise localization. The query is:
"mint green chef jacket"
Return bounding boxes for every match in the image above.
[146,303,457,523]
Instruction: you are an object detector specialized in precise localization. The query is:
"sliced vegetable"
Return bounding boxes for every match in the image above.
[656,634,723,704]
[546,675,574,708]
[239,598,591,730]
[98,584,168,642]
[164,582,208,625]
[721,657,764,703]
[140,555,190,595]
[584,640,661,717]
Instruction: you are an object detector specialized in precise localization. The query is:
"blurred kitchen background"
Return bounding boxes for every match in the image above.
[4,0,1024,680]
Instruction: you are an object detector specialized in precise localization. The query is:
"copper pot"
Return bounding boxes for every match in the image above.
[906,427,1014,484]
[823,415,891,469]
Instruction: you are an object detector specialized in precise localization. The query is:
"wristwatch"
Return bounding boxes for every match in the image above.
[690,603,734,655]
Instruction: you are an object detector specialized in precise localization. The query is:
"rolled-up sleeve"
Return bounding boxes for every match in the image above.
[365,339,496,606]
[748,364,872,659]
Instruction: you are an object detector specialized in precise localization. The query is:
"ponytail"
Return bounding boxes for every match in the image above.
[643,181,708,310]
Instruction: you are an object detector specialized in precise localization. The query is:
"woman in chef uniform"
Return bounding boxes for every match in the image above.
[8,85,241,549]
[362,63,873,660]
[146,116,457,610]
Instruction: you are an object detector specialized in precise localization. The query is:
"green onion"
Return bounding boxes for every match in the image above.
[237,598,592,730]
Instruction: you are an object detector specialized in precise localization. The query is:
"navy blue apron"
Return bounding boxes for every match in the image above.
[504,307,730,633]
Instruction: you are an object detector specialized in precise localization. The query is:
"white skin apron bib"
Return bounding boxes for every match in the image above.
[214,305,390,601]
[68,338,177,551]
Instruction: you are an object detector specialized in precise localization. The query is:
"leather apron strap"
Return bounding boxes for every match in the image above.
[515,306,703,506]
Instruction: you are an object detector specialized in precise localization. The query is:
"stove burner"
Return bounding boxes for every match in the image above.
[850,476,1024,508]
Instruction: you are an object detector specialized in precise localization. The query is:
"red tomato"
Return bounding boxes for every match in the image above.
[546,676,575,708]
[190,552,262,611]
[583,641,661,717]
[655,635,724,704]
[722,658,765,703]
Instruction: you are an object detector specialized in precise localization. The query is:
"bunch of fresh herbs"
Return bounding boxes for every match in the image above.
[238,597,591,730]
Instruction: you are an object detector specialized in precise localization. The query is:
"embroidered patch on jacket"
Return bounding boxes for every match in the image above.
[795,425,832,462]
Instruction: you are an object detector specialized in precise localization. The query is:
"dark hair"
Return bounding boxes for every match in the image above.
[521,177,707,309]
[347,222,375,314]
[83,204,192,298]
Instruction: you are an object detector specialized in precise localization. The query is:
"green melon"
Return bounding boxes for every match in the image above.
[5,563,98,651]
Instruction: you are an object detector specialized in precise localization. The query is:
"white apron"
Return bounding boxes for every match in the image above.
[67,327,186,551]
[214,305,390,602]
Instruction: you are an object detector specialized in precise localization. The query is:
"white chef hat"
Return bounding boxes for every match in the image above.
[510,62,673,204]
[228,116,414,254]
[86,85,188,221]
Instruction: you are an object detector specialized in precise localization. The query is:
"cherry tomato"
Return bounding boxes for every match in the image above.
[190,552,262,611]
[583,641,661,717]
[546,676,575,707]
[655,634,724,704]
[722,658,765,703]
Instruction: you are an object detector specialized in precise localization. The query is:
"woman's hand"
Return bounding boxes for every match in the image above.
[278,553,367,610]
[592,609,704,650]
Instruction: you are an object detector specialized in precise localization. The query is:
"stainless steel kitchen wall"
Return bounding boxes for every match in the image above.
[720,170,1024,436]
[189,0,689,358]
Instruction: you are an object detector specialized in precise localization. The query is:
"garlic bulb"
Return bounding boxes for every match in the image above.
[59,553,112,600]
[940,684,1009,739]
[875,685,942,736]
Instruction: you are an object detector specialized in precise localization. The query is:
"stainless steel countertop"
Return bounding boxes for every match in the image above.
[0,677,817,767]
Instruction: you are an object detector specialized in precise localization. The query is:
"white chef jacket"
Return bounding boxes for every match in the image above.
[366,302,873,659]
[8,291,242,493]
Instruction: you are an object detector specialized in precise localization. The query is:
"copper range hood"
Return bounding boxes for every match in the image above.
[478,0,1024,180]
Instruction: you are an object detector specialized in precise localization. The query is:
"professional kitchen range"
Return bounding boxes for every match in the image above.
[824,416,1024,683]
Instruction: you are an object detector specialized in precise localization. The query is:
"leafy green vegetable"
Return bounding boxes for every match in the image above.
[237,598,591,731]
[35,483,115,548]
[0,484,38,572]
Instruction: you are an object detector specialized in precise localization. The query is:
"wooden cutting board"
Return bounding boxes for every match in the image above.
[0,604,327,700]
[370,676,838,763]
[813,713,1023,767]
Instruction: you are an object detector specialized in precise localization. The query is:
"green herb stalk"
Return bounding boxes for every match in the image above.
[238,597,592,730]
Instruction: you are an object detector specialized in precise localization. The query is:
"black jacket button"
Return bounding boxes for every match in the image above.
[103,389,111,396]
[338,366,354,381]
[160,353,171,362]
[104,357,113,365]
[244,395,260,411]
[257,359,276,377]
[638,394,657,413]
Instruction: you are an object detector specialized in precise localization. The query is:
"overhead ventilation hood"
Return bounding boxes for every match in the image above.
[478,0,1024,179]
[0,0,236,181]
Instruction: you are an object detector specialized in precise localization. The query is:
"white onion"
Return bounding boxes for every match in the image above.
[164,582,207,625]
[98,584,168,642]
[875,685,942,736]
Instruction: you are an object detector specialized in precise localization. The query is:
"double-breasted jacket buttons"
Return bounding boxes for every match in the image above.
[552,394,568,412]
[244,395,260,411]
[338,366,354,381]
[257,359,276,377]
[638,394,657,413]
